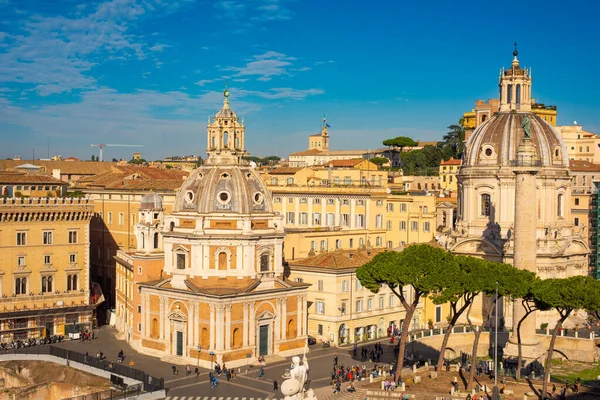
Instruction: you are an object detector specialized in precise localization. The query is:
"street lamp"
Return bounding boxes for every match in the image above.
[492,281,500,400]
[197,346,201,368]
[209,351,215,371]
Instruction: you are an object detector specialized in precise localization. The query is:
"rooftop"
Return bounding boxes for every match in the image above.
[322,159,367,168]
[289,248,385,270]
[0,160,113,175]
[440,157,462,166]
[569,160,600,172]
[0,171,66,185]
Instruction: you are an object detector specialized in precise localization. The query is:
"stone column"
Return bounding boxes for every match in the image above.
[159,297,166,340]
[216,305,225,350]
[209,304,215,350]
[243,303,249,347]
[225,305,231,350]
[144,294,150,337]
[275,299,281,340]
[509,136,539,347]
[194,302,200,346]
[249,303,256,346]
[281,298,287,340]
[297,295,303,337]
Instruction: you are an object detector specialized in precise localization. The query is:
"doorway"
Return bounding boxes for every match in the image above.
[176,331,183,356]
[259,325,269,356]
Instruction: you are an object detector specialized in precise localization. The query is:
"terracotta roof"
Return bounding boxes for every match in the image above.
[440,157,462,166]
[75,165,188,190]
[0,160,113,175]
[290,249,385,270]
[269,167,303,175]
[569,160,600,172]
[289,149,323,156]
[0,172,66,185]
[323,159,366,168]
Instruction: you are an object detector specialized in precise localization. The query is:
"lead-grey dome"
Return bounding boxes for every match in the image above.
[463,112,568,168]
[140,192,163,210]
[174,165,273,214]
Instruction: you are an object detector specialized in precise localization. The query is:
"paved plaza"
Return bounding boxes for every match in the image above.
[52,326,400,399]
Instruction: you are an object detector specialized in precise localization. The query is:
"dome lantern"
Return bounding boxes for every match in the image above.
[498,43,532,112]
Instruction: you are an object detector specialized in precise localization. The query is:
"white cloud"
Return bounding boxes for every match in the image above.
[0,0,193,95]
[315,60,335,65]
[149,43,170,52]
[214,0,294,23]
[227,51,302,81]
[194,79,215,86]
[234,87,324,101]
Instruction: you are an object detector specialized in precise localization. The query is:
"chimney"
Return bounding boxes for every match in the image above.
[52,169,60,180]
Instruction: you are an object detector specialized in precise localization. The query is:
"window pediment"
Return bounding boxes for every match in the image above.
[167,310,188,322]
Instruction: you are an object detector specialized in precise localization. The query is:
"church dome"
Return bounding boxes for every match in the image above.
[173,165,273,214]
[140,192,163,210]
[463,112,568,168]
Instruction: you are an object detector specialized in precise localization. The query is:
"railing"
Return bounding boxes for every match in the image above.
[61,384,142,400]
[0,345,164,393]
[510,159,544,167]
[0,197,93,206]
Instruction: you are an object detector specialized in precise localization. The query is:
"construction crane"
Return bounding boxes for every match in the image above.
[90,144,143,162]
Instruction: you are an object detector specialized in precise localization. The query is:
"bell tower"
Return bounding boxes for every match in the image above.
[498,43,532,112]
[206,85,247,165]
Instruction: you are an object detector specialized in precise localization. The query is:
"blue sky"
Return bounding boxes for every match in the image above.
[0,0,599,161]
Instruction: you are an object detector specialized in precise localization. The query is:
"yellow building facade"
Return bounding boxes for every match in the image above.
[559,125,600,163]
[0,197,95,340]
[438,157,461,195]
[261,163,436,261]
[288,249,422,345]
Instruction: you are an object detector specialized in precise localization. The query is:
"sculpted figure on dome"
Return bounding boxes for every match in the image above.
[521,115,531,138]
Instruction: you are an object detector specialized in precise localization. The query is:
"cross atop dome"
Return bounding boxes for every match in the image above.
[205,84,247,165]
[513,41,518,58]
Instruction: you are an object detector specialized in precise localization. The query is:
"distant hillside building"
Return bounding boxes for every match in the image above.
[289,125,437,168]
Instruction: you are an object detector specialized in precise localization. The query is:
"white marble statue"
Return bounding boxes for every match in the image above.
[281,348,317,400]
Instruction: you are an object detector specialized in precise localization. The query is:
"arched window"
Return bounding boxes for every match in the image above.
[442,211,447,226]
[169,221,175,232]
[287,319,297,337]
[481,114,487,123]
[141,233,145,249]
[223,131,229,148]
[481,194,491,217]
[211,136,216,149]
[67,275,72,291]
[516,84,521,104]
[42,277,47,292]
[557,193,564,217]
[153,232,159,249]
[21,278,26,295]
[151,318,159,338]
[235,134,240,149]
[15,278,20,295]
[218,252,228,270]
[232,328,241,348]
[260,253,270,272]
[507,84,513,103]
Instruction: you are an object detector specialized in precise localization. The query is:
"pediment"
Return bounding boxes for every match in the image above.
[167,309,188,322]
[256,310,275,321]
[449,237,503,257]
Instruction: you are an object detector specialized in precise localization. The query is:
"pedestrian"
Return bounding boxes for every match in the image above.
[186,365,191,376]
[333,355,338,367]
[172,365,178,375]
[274,379,279,391]
[259,367,264,377]
[195,367,199,378]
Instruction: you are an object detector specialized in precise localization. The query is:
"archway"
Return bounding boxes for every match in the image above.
[338,324,348,345]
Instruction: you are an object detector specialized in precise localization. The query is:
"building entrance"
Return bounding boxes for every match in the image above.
[176,331,183,356]
[259,325,269,356]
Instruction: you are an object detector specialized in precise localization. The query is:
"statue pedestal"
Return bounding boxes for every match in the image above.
[503,340,545,363]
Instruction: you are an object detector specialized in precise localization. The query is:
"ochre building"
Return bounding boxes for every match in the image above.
[114,90,309,368]
[0,197,96,341]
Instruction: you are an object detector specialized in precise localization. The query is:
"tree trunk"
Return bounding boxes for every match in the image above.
[541,313,569,399]
[466,297,497,390]
[515,305,535,381]
[436,300,471,372]
[395,305,416,382]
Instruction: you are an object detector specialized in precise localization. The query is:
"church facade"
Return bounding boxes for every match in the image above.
[114,89,309,368]
[441,48,589,333]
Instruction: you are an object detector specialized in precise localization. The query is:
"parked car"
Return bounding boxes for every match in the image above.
[307,335,317,345]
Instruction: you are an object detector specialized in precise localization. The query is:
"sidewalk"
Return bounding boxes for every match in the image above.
[54,326,205,385]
